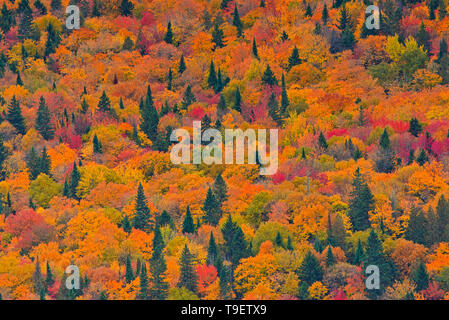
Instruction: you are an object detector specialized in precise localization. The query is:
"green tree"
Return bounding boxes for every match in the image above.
[353,239,366,265]
[322,3,329,24]
[318,132,328,150]
[182,206,195,234]
[119,0,134,16]
[132,183,152,231]
[0,137,9,179]
[213,173,228,206]
[207,60,217,89]
[267,92,282,126]
[149,224,169,300]
[138,262,149,300]
[261,65,277,86]
[206,232,218,266]
[181,85,196,109]
[97,91,111,112]
[212,24,224,49]
[375,129,395,173]
[45,261,54,290]
[178,245,198,293]
[32,257,44,294]
[252,37,259,58]
[92,134,103,153]
[35,96,54,140]
[178,54,186,74]
[221,215,249,266]
[164,21,173,44]
[232,4,243,37]
[7,95,26,135]
[125,254,134,283]
[416,149,428,166]
[408,117,422,137]
[326,246,335,267]
[348,168,374,231]
[44,23,61,57]
[69,162,80,200]
[296,250,323,297]
[411,261,429,291]
[288,46,301,70]
[280,73,289,115]
[140,85,159,142]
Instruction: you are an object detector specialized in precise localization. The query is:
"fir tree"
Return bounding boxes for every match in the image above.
[27,147,41,180]
[32,257,44,294]
[178,245,198,293]
[348,168,374,231]
[182,206,195,234]
[280,73,289,115]
[44,23,61,57]
[16,72,23,86]
[164,21,173,44]
[140,85,159,142]
[405,207,428,245]
[119,0,134,16]
[314,238,323,253]
[275,231,284,248]
[206,232,218,266]
[305,3,313,17]
[218,94,227,113]
[97,90,111,113]
[221,215,249,266]
[318,132,328,150]
[375,129,395,173]
[178,54,186,74]
[322,4,329,24]
[181,85,196,109]
[408,117,422,137]
[233,88,241,112]
[212,24,224,49]
[296,250,323,293]
[232,4,243,37]
[288,46,301,70]
[326,246,335,267]
[353,239,366,265]
[156,210,175,229]
[125,255,134,283]
[70,162,80,200]
[18,6,33,40]
[34,0,47,15]
[122,214,131,233]
[132,183,152,231]
[411,261,429,291]
[138,262,149,300]
[167,68,173,91]
[149,224,169,300]
[40,147,51,176]
[267,92,282,125]
[92,134,102,153]
[252,37,259,58]
[213,173,228,205]
[208,60,217,89]
[416,149,428,166]
[7,95,26,134]
[416,22,431,53]
[35,96,54,140]
[45,261,54,290]
[0,3,13,33]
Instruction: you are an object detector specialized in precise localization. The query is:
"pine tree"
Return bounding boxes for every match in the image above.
[125,255,134,283]
[203,188,222,226]
[149,224,169,300]
[436,195,449,241]
[348,168,374,231]
[27,147,41,180]
[207,60,217,89]
[45,261,54,290]
[18,6,33,39]
[416,149,428,166]
[140,85,159,142]
[221,215,249,266]
[164,21,173,44]
[178,245,198,293]
[409,117,422,137]
[138,262,149,300]
[156,210,175,229]
[411,261,429,291]
[7,95,26,134]
[16,72,23,86]
[275,231,283,248]
[182,206,195,234]
[353,239,366,265]
[318,132,328,150]
[181,85,196,109]
[416,22,431,53]
[44,23,60,57]
[132,183,152,231]
[178,54,186,74]
[212,24,224,49]
[322,3,329,24]
[167,68,173,91]
[267,92,281,125]
[122,214,131,233]
[337,4,351,31]
[215,68,224,93]
[92,134,103,153]
[405,207,428,245]
[232,4,243,37]
[252,37,259,59]
[217,94,227,114]
[280,73,289,115]
[119,0,134,16]
[305,3,313,17]
[288,46,301,70]
[35,96,54,140]
[296,250,323,291]
[70,162,80,200]
[206,232,218,266]
[375,129,395,173]
[313,238,323,253]
[213,173,228,205]
[97,90,111,113]
[0,3,13,33]
[40,147,51,176]
[233,87,241,112]
[326,246,335,267]
[33,257,44,294]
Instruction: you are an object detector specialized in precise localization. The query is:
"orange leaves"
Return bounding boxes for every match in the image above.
[427,243,449,273]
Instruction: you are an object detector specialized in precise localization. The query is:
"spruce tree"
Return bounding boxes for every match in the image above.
[92,134,102,153]
[348,168,374,231]
[45,261,54,290]
[353,239,366,265]
[140,85,159,142]
[203,188,222,226]
[27,147,41,180]
[218,94,227,113]
[261,64,278,86]
[149,224,169,300]
[178,245,198,293]
[416,22,431,53]
[167,68,173,91]
[436,195,449,241]
[206,232,218,266]
[213,173,228,205]
[138,262,149,300]
[416,149,428,166]
[0,3,13,33]
[313,238,323,253]
[40,147,51,176]
[18,6,33,40]
[70,162,80,200]
[318,132,328,150]
[181,85,196,109]
[322,3,329,24]
[296,250,323,289]
[122,36,134,51]
[125,254,134,283]
[208,60,217,89]
[280,73,289,115]
[35,96,54,140]
[408,117,422,137]
[232,4,243,37]
[32,257,44,294]
[267,92,281,125]
[221,215,249,266]
[164,21,173,44]
[119,0,134,16]
[182,206,195,234]
[275,231,283,248]
[16,72,23,86]
[411,260,429,291]
[288,46,301,70]
[375,129,395,173]
[122,214,131,233]
[233,88,241,112]
[405,207,428,245]
[178,54,186,74]
[326,246,335,267]
[212,24,224,49]
[97,91,111,113]
[132,183,151,231]
[252,37,259,59]
[7,96,26,135]
[44,23,61,57]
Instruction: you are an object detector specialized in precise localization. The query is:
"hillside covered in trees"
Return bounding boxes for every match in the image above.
[1,0,449,300]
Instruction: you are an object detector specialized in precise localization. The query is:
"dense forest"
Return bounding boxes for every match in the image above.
[1,0,449,300]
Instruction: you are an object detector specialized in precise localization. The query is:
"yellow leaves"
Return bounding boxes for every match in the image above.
[412,69,442,90]
[386,35,406,63]
[76,163,121,199]
[1,85,30,101]
[308,281,328,300]
[48,143,77,172]
[408,162,448,202]
[427,243,449,273]
[105,278,139,300]
[125,229,154,260]
[192,32,214,54]
[291,203,328,241]
[34,14,63,33]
